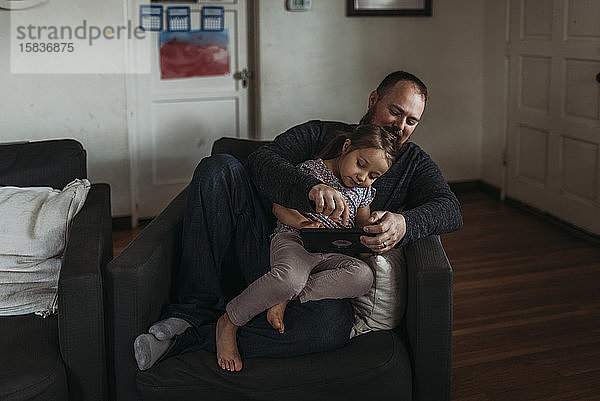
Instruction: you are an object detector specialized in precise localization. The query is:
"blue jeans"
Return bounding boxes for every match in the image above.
[162,154,353,359]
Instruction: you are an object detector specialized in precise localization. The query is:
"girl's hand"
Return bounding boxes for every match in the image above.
[298,220,324,229]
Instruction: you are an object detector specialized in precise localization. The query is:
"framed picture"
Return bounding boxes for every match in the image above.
[347,0,432,16]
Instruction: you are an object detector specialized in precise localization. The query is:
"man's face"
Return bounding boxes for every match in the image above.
[360,80,426,145]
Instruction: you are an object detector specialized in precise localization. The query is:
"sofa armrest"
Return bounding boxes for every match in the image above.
[403,235,453,401]
[105,187,188,401]
[59,183,112,401]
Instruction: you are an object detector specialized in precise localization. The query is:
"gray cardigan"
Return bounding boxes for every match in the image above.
[247,120,463,246]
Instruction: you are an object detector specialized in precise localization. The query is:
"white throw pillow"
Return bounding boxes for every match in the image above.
[350,248,406,338]
[0,179,90,317]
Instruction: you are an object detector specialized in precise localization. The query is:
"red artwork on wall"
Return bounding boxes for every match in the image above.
[159,30,229,80]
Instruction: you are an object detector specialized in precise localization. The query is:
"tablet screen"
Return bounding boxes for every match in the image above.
[300,228,374,255]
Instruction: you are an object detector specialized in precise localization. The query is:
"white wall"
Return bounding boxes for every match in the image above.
[1,0,491,217]
[257,0,485,182]
[0,3,131,216]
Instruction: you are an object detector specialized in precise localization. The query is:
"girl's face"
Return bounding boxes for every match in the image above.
[336,139,391,188]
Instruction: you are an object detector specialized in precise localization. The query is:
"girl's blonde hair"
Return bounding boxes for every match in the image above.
[317,124,401,166]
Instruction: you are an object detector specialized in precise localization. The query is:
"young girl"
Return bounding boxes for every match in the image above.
[215,124,401,371]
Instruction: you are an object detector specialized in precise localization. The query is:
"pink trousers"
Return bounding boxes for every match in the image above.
[226,230,373,326]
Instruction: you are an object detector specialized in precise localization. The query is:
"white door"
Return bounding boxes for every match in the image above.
[506,0,600,235]
[126,0,251,222]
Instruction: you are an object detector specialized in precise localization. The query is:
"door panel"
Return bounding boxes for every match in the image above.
[522,0,553,39]
[507,0,600,234]
[150,98,238,184]
[520,56,551,111]
[566,0,600,39]
[564,59,600,120]
[560,136,598,202]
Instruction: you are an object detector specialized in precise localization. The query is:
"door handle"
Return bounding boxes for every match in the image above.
[234,69,253,88]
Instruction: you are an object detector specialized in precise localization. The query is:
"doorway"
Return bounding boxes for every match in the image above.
[125,0,256,224]
[506,0,600,235]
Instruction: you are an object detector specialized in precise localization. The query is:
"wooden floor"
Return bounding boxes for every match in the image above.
[112,190,600,400]
[442,191,600,401]
[112,221,148,256]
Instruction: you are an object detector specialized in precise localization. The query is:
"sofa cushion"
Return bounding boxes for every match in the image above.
[0,139,86,190]
[351,248,407,338]
[0,179,90,316]
[0,314,68,401]
[137,330,412,401]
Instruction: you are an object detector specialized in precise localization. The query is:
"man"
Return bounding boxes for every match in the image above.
[133,71,462,372]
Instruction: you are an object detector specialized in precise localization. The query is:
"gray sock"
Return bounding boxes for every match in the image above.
[148,317,191,341]
[134,333,172,371]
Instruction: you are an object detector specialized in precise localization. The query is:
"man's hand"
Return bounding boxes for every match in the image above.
[308,184,350,226]
[360,211,406,254]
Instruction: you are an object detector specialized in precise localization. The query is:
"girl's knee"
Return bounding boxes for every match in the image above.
[270,267,309,298]
[282,270,309,296]
[335,257,373,294]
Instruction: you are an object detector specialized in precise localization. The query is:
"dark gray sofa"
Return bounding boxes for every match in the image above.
[106,137,453,401]
[0,139,112,401]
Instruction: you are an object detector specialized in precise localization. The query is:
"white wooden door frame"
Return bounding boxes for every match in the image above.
[501,0,511,201]
[123,0,141,227]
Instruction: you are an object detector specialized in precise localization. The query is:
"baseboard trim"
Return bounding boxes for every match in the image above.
[112,216,154,231]
[505,196,600,245]
[449,180,501,198]
[112,216,132,231]
[449,180,599,245]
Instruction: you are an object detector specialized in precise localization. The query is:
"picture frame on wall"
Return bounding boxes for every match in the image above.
[347,0,432,16]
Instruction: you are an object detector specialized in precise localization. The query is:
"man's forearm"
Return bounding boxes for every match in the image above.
[396,153,463,246]
[249,148,318,211]
[247,121,326,211]
[399,192,462,246]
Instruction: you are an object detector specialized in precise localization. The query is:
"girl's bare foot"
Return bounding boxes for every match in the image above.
[215,313,243,371]
[267,300,290,334]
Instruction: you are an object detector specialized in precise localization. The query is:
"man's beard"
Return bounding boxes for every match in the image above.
[359,106,405,143]
[359,106,375,125]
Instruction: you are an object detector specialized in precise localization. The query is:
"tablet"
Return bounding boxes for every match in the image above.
[300,228,375,255]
